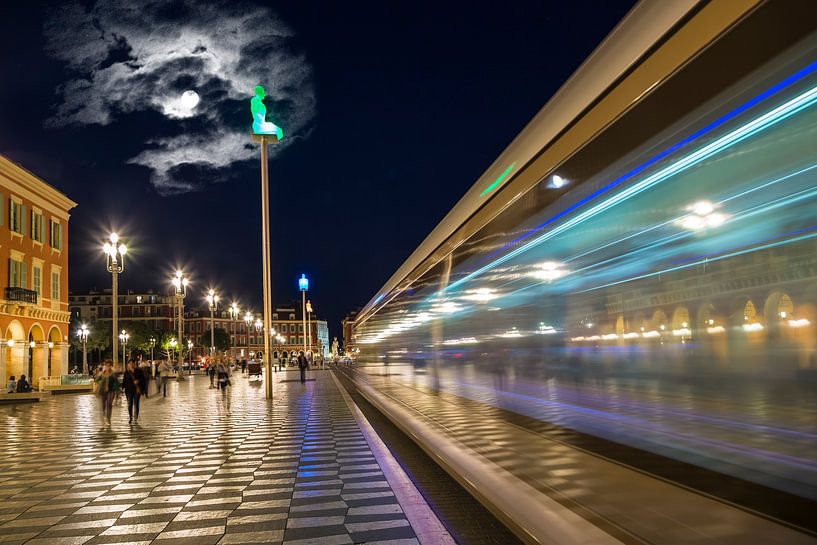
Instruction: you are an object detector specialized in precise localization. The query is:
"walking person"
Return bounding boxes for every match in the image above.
[94,362,120,427]
[159,359,173,397]
[208,360,216,389]
[123,360,147,424]
[216,360,232,414]
[297,351,308,384]
[153,360,161,394]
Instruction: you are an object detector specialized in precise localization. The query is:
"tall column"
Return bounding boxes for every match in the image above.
[0,342,6,383]
[58,342,69,375]
[32,345,48,388]
[260,137,273,399]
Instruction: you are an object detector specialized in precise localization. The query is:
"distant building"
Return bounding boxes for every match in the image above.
[341,309,359,355]
[0,154,77,386]
[69,289,175,332]
[185,302,329,361]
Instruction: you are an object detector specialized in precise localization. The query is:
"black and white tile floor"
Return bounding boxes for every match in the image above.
[0,371,438,545]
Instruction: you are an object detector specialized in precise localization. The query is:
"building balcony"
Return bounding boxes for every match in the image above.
[5,287,38,304]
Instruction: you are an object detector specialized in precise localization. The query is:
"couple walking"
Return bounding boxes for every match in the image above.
[95,360,147,426]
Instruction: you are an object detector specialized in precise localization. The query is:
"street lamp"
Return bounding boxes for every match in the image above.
[169,337,177,369]
[306,300,313,356]
[103,233,126,372]
[77,323,89,375]
[299,274,309,355]
[254,318,263,359]
[244,311,253,357]
[187,339,193,368]
[119,329,129,366]
[148,336,156,362]
[172,270,189,378]
[229,302,240,362]
[205,289,219,359]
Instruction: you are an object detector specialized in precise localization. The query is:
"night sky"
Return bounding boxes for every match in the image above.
[0,0,634,339]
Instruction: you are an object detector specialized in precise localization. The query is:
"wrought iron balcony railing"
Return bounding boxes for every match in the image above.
[5,287,38,304]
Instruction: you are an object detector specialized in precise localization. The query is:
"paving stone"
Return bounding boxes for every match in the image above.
[0,372,421,544]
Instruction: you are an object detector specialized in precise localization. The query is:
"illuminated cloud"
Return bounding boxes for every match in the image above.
[44,0,316,195]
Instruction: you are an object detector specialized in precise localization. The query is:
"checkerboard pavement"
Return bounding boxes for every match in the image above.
[0,370,429,545]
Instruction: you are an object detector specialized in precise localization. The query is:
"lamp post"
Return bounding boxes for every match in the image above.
[169,338,177,371]
[306,300,313,356]
[119,330,129,366]
[77,323,89,375]
[299,274,308,355]
[254,318,263,361]
[206,289,219,359]
[229,302,240,362]
[187,339,193,368]
[244,311,253,358]
[149,336,156,362]
[172,270,189,378]
[103,233,127,372]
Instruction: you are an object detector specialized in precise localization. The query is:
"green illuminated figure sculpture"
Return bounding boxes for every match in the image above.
[251,85,283,139]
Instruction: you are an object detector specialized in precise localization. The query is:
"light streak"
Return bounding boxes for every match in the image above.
[440,80,817,295]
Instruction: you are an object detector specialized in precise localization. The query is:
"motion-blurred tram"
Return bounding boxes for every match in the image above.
[350,1,817,543]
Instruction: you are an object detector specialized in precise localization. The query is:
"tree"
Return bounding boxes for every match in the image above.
[123,321,162,353]
[199,328,231,352]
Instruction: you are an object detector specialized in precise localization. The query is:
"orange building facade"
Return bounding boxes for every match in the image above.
[0,155,77,387]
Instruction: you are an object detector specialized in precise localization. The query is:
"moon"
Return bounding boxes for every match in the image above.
[180,90,200,109]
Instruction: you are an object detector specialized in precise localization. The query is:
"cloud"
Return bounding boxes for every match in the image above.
[44,0,316,195]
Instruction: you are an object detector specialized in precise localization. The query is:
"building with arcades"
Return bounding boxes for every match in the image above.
[0,154,77,387]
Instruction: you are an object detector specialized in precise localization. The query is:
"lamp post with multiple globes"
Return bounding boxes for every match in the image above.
[205,289,220,359]
[228,302,240,362]
[77,324,89,375]
[172,270,189,378]
[244,311,253,358]
[254,319,262,360]
[103,233,126,372]
[119,330,129,366]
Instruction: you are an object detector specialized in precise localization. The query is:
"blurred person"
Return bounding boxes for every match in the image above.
[216,360,232,414]
[208,360,216,388]
[297,351,308,384]
[241,358,247,376]
[153,360,161,393]
[159,359,173,397]
[16,375,32,393]
[94,362,120,427]
[6,375,16,393]
[123,360,147,424]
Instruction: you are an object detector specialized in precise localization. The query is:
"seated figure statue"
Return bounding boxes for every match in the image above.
[251,85,284,139]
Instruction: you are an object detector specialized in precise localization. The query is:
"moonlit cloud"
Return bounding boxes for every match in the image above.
[44,0,316,195]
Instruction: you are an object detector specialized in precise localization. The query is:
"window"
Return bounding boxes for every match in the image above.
[51,271,60,300]
[9,199,23,234]
[32,266,41,297]
[8,258,26,288]
[50,220,62,250]
[299,324,304,332]
[31,211,45,242]
[136,295,143,303]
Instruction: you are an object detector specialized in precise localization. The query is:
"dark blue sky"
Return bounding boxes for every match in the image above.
[0,0,634,338]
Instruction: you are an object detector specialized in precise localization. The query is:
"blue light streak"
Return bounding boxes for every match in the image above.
[480,59,817,265]
[439,80,817,295]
